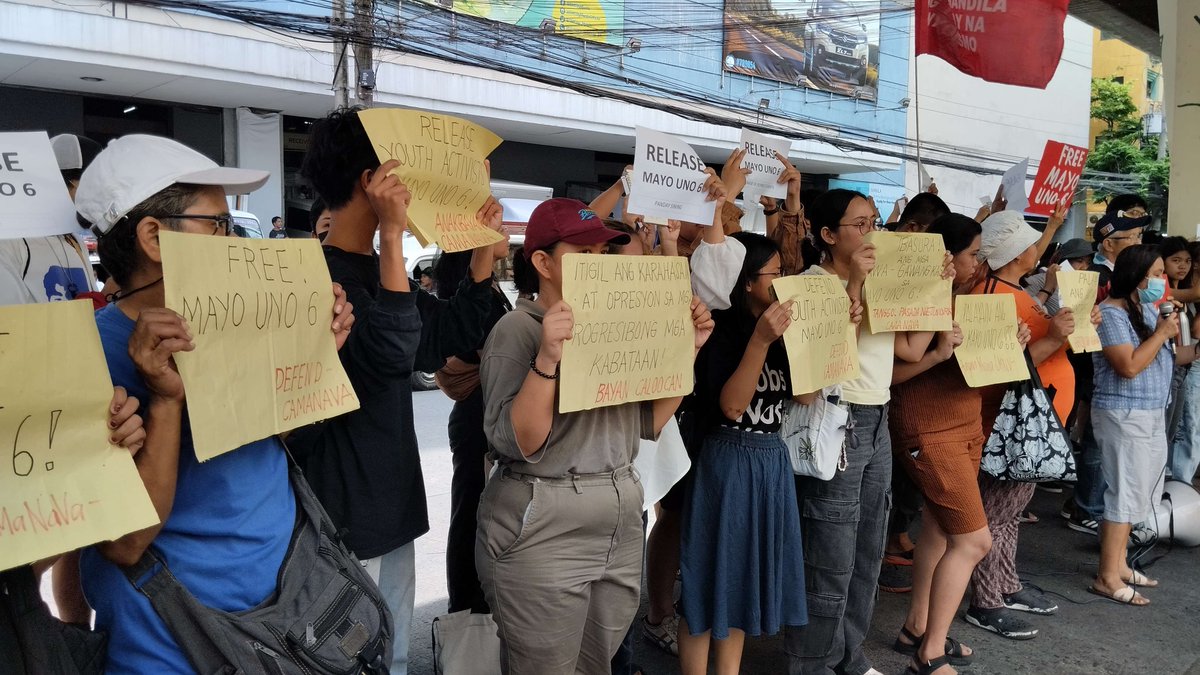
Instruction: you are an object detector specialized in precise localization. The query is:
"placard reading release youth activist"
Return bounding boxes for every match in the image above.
[0,301,158,572]
[1058,269,1102,353]
[0,132,79,238]
[559,253,695,414]
[161,231,359,461]
[627,127,717,226]
[863,231,952,333]
[955,294,1030,388]
[772,275,859,394]
[357,108,505,252]
[740,129,790,200]
[1027,141,1088,216]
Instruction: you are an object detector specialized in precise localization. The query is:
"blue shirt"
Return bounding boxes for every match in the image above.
[80,305,295,674]
[1092,303,1173,410]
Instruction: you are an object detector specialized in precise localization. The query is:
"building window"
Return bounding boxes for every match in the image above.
[1147,71,1160,100]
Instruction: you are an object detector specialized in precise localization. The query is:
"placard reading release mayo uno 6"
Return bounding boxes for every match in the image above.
[627,127,717,226]
[740,129,790,200]
[559,254,694,414]
[863,231,952,333]
[0,132,79,239]
[1,301,158,572]
[161,231,359,461]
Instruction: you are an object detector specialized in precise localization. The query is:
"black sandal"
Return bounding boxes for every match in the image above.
[892,625,973,665]
[909,654,953,675]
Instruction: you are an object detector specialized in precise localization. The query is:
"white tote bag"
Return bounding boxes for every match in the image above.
[781,387,851,480]
[432,609,502,675]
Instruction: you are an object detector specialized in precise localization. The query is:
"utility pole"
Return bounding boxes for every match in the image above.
[332,0,350,108]
[352,0,375,107]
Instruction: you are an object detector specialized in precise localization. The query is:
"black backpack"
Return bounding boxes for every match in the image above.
[122,456,392,674]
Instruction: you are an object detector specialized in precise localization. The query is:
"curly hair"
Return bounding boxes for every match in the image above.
[300,107,379,210]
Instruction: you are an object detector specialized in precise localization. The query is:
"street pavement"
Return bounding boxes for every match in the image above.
[405,391,1200,674]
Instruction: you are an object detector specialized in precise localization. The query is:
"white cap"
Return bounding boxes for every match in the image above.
[76,134,269,234]
[979,210,1041,270]
[50,133,101,172]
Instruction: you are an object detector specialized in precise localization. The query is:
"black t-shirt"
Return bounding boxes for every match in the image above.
[268,228,287,239]
[696,309,792,435]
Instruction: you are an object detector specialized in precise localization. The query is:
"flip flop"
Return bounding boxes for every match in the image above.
[1087,584,1149,606]
[1018,511,1039,524]
[1124,570,1159,588]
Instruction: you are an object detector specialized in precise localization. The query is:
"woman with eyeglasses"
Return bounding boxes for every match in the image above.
[677,228,810,675]
[1088,244,1182,605]
[785,189,942,675]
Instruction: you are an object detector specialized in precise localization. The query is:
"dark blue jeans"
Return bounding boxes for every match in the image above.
[786,403,892,675]
[1072,400,1106,522]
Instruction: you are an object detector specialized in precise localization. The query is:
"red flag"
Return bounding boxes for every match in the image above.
[915,0,1070,89]
[1026,140,1088,216]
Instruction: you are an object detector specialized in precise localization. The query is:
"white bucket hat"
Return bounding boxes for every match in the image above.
[979,210,1041,270]
[76,134,269,235]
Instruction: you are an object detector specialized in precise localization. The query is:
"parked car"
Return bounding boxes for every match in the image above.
[230,210,263,238]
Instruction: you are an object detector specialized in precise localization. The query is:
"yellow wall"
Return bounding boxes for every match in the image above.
[1089,28,1163,150]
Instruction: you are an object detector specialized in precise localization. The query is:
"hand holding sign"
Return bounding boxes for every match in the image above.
[0,132,78,238]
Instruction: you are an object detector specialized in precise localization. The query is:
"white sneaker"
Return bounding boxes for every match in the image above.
[642,614,679,656]
[864,669,885,675]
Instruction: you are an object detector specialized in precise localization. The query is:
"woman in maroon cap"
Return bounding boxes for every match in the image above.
[477,197,717,673]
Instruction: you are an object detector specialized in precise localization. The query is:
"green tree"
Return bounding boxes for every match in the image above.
[1085,77,1169,218]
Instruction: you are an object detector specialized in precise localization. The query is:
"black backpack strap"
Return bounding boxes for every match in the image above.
[121,549,232,674]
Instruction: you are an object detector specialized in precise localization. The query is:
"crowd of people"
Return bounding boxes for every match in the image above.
[1,107,1193,675]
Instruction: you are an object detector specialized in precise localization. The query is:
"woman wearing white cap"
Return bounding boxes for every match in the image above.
[965,211,1092,640]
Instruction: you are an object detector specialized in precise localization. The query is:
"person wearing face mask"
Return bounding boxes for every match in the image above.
[1088,245,1188,606]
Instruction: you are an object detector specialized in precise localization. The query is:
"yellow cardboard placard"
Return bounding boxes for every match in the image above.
[559,254,694,413]
[955,294,1030,388]
[357,108,505,253]
[1057,270,1102,353]
[0,301,158,572]
[863,232,953,333]
[772,275,860,394]
[161,231,359,461]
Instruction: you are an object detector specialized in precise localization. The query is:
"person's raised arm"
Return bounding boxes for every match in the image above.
[365,160,413,294]
[509,301,573,456]
[777,153,803,216]
[893,324,961,385]
[590,165,630,219]
[720,301,791,420]
[1034,199,1069,260]
[96,309,192,567]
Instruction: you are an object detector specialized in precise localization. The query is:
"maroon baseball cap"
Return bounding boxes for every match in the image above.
[522,198,630,259]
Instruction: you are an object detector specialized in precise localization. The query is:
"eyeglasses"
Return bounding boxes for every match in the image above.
[158,213,234,236]
[1119,208,1148,218]
[837,217,884,234]
[1108,232,1143,242]
[752,270,784,279]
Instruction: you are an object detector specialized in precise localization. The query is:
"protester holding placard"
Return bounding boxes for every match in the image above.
[71,134,356,673]
[893,192,950,234]
[965,211,1082,640]
[787,189,942,675]
[296,107,504,675]
[677,227,808,675]
[888,214,988,674]
[429,239,512,618]
[1021,238,1094,317]
[1157,238,1200,460]
[1087,245,1181,606]
[477,197,714,672]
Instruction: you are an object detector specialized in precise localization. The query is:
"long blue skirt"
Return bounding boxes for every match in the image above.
[679,426,808,639]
